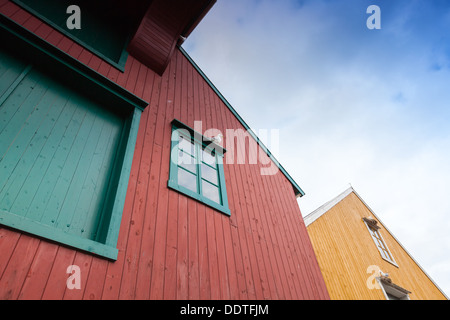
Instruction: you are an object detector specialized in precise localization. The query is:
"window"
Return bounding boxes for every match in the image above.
[11,0,146,71]
[168,119,230,216]
[0,16,147,260]
[369,226,394,261]
[363,217,397,266]
[378,275,411,300]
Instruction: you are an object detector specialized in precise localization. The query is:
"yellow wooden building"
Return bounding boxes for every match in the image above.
[304,187,448,300]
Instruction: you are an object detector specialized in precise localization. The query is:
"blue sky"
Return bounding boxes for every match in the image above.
[184,0,450,297]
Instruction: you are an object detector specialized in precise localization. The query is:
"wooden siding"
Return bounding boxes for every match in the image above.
[306,191,447,300]
[0,0,329,300]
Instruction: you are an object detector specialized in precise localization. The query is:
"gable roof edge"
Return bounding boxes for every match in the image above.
[303,186,354,227]
[178,45,305,197]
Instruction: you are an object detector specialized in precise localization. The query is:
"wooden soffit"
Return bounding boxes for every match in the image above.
[127,0,216,75]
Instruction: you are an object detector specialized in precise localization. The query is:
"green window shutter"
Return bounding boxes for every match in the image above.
[0,54,122,256]
[168,119,230,216]
[0,16,146,260]
[12,0,133,71]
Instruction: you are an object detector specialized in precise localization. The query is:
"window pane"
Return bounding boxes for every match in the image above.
[371,234,379,245]
[374,230,382,241]
[202,148,216,166]
[383,250,391,261]
[179,135,195,156]
[178,151,197,174]
[201,163,218,185]
[178,167,197,193]
[375,237,385,249]
[202,180,220,204]
[380,249,389,261]
[383,249,393,261]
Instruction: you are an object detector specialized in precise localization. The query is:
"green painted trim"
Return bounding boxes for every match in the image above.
[168,180,231,216]
[103,108,142,247]
[0,13,148,111]
[12,0,129,72]
[0,210,118,260]
[216,155,230,214]
[169,121,231,216]
[178,46,305,197]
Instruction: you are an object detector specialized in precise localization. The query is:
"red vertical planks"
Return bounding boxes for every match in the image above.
[82,258,108,300]
[0,1,330,300]
[17,241,59,300]
[0,235,40,299]
[0,228,21,277]
[175,54,189,300]
[184,57,200,300]
[63,252,92,300]
[40,246,77,299]
[163,52,179,300]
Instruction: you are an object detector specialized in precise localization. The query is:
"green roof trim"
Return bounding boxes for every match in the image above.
[178,46,305,197]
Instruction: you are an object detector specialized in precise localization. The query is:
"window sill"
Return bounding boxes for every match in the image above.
[381,257,399,268]
[168,180,231,216]
[0,209,118,260]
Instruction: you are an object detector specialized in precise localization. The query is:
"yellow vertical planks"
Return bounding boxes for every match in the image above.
[306,189,447,300]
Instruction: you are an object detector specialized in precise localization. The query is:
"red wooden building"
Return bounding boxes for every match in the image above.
[0,0,329,300]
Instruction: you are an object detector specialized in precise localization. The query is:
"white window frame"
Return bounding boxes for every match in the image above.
[363,218,398,267]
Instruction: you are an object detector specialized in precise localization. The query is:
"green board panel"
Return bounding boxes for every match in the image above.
[0,49,124,243]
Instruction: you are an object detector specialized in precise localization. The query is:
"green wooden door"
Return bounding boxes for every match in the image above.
[0,50,124,242]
